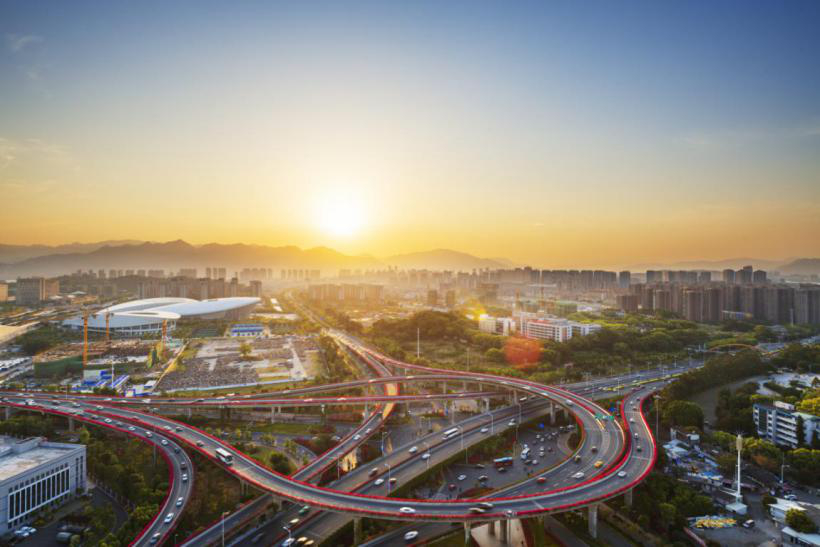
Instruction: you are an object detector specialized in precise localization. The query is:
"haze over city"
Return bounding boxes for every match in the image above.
[3,2,819,268]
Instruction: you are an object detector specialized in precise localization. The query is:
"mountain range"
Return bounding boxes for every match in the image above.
[0,240,817,278]
[0,240,511,277]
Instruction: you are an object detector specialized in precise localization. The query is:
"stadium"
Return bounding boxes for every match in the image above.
[61,297,261,337]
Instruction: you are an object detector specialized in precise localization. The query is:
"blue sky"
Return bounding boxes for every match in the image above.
[1,1,818,266]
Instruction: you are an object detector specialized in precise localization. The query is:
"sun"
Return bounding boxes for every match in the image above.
[315,189,367,238]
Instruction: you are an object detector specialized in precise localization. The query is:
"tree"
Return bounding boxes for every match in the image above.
[269,452,293,475]
[786,508,818,533]
[662,400,704,429]
[239,341,252,360]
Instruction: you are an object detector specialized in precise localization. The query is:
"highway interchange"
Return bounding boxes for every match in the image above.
[0,329,674,546]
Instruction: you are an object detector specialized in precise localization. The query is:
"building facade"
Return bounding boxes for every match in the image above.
[0,437,86,532]
[754,401,819,449]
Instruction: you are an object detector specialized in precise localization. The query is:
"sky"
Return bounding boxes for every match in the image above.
[1,1,819,268]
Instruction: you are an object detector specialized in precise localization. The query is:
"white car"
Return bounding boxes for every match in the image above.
[421,453,430,460]
[572,472,585,479]
[507,420,516,427]
[409,446,418,454]
[96,405,103,410]
[565,399,574,406]
[399,507,416,514]
[457,474,467,481]
[353,435,361,441]
[161,439,169,446]
[146,432,153,438]
[104,418,112,424]
[404,530,419,541]
[282,538,295,547]
[176,497,184,507]
[617,471,627,478]
[480,427,489,433]
[374,478,385,486]
[128,426,136,431]
[164,512,174,524]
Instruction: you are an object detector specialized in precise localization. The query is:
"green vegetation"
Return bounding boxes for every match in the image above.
[661,400,703,429]
[663,350,770,401]
[786,508,818,533]
[772,343,820,372]
[623,472,714,538]
[18,325,79,355]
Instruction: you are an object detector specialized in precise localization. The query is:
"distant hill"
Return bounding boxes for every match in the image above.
[0,240,143,263]
[779,258,820,275]
[0,240,382,277]
[384,249,508,271]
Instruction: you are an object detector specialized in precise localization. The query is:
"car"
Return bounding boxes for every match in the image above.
[299,505,310,515]
[634,433,639,439]
[181,462,188,470]
[505,510,515,518]
[146,432,153,438]
[399,507,416,514]
[469,507,486,514]
[374,478,385,486]
[104,418,112,424]
[785,494,798,501]
[196,440,204,447]
[478,475,488,481]
[389,477,397,484]
[565,399,574,406]
[480,427,489,433]
[421,453,430,460]
[537,477,546,484]
[636,445,642,452]
[479,502,494,509]
[164,513,174,524]
[95,405,103,410]
[176,497,184,507]
[594,460,604,468]
[532,460,538,465]
[353,434,361,440]
[404,530,419,541]
[128,426,136,431]
[289,518,300,526]
[448,483,456,490]
[164,426,172,431]
[282,539,295,547]
[457,474,467,481]
[150,532,162,544]
[617,471,627,478]
[742,519,756,529]
[507,420,516,427]
[475,464,485,469]
[182,474,188,482]
[174,446,180,453]
[572,472,585,479]
[590,446,598,453]
[365,428,372,434]
[409,446,418,454]
[176,426,183,432]
[629,418,635,423]
[161,439,169,446]
[369,467,379,477]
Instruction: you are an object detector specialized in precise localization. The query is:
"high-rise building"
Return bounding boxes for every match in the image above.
[618,271,631,288]
[616,294,639,313]
[427,290,439,307]
[0,283,7,303]
[16,277,46,306]
[753,270,768,284]
[722,269,736,284]
[646,270,662,284]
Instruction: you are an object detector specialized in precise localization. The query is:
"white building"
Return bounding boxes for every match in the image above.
[478,316,515,336]
[0,437,86,532]
[61,297,260,337]
[522,318,574,342]
[753,401,820,448]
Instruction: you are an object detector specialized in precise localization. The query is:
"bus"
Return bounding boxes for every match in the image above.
[493,457,514,469]
[441,427,459,440]
[215,447,234,466]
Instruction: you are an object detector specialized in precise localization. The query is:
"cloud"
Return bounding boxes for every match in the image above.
[5,33,43,52]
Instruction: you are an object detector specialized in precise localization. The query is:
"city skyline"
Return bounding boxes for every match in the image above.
[3,2,819,266]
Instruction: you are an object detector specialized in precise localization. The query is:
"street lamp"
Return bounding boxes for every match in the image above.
[385,462,391,493]
[221,511,230,546]
[423,441,431,470]
[484,411,494,435]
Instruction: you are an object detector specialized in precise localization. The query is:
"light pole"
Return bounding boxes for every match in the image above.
[484,411,494,434]
[781,452,789,484]
[653,394,662,438]
[221,510,230,546]
[423,441,431,470]
[385,462,391,493]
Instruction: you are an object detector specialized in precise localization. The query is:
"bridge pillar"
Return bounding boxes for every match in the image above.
[463,381,468,392]
[4,406,12,420]
[270,407,276,423]
[68,417,75,432]
[186,407,191,418]
[442,382,447,394]
[499,519,509,543]
[464,522,471,544]
[588,504,599,539]
[550,403,556,425]
[624,488,633,507]
[487,520,495,536]
[353,517,363,545]
[484,398,490,413]
[450,401,455,425]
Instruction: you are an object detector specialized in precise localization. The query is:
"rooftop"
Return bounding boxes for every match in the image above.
[0,437,84,483]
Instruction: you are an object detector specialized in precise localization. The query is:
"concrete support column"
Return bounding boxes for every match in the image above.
[464,522,471,545]
[463,381,468,392]
[4,407,11,420]
[487,520,496,536]
[186,407,191,418]
[484,398,490,413]
[68,417,75,432]
[588,504,599,539]
[624,488,633,507]
[499,519,509,543]
[353,517,363,545]
[442,382,447,394]
[270,407,276,423]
